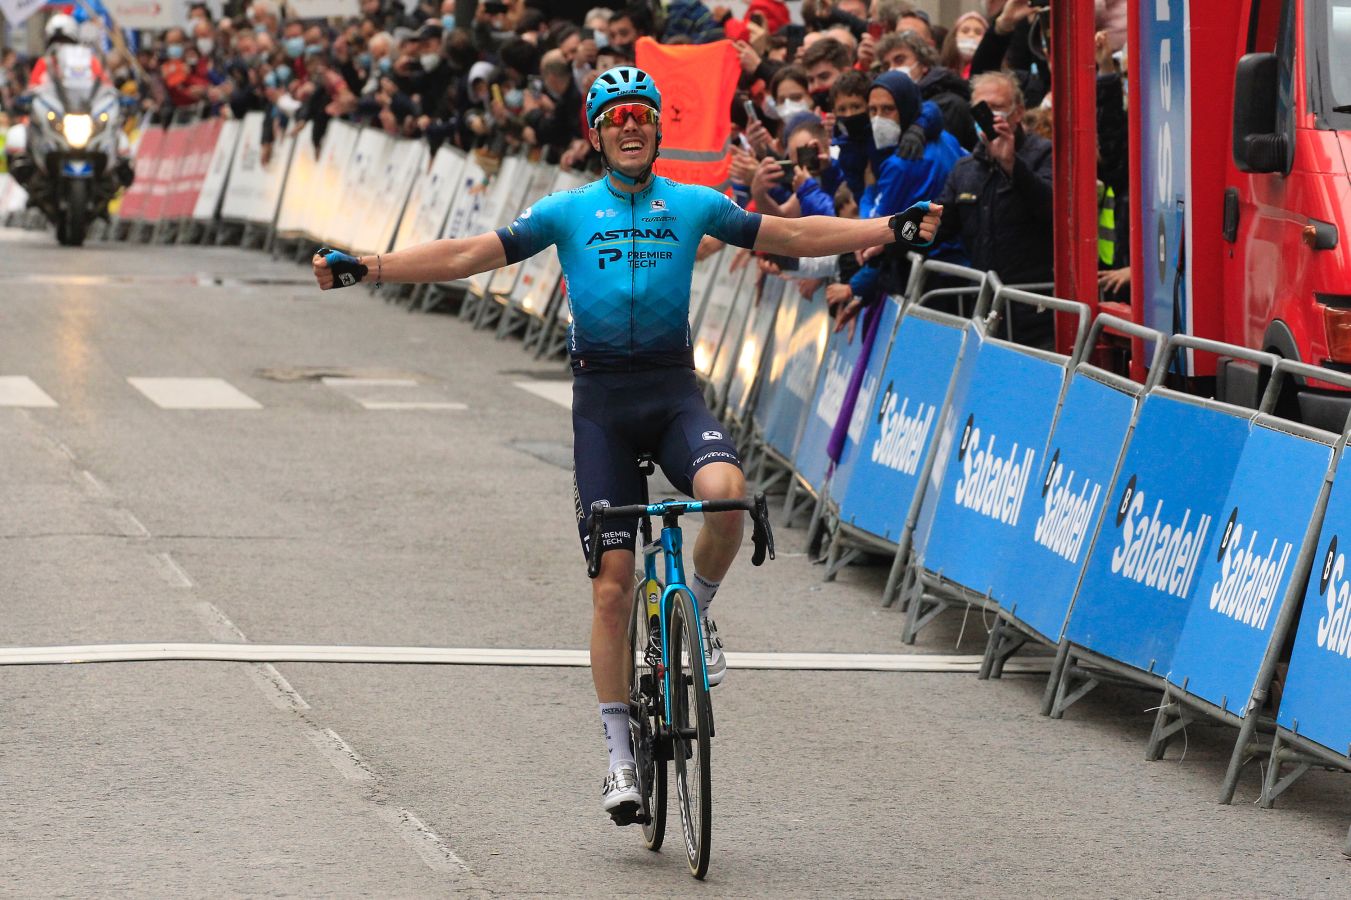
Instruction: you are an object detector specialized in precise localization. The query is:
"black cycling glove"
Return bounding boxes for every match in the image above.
[889,201,935,249]
[317,247,368,288]
[895,123,928,161]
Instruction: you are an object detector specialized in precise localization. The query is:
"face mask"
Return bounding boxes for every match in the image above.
[263,71,277,88]
[890,64,914,80]
[379,56,393,73]
[254,24,268,34]
[284,36,304,58]
[870,115,901,149]
[441,14,456,30]
[837,110,870,142]
[275,64,292,83]
[305,43,323,57]
[760,97,781,120]
[356,52,372,69]
[592,29,608,49]
[809,88,831,112]
[420,53,440,71]
[777,98,811,119]
[197,38,214,55]
[957,37,981,57]
[504,87,524,107]
[166,44,184,60]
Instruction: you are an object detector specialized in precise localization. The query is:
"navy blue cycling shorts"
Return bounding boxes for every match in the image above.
[572,367,741,561]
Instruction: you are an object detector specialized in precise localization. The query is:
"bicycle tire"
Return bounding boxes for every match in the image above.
[629,580,667,850]
[668,588,712,878]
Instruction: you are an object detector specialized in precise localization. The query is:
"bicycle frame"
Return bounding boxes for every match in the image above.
[636,503,712,721]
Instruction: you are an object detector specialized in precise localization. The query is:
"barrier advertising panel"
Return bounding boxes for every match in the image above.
[274,123,317,236]
[692,258,747,376]
[489,163,559,296]
[915,342,1066,595]
[998,372,1136,641]
[513,170,588,315]
[222,113,293,226]
[836,311,965,542]
[1065,395,1249,675]
[193,118,241,221]
[394,146,466,251]
[757,287,830,459]
[793,310,868,497]
[365,137,425,254]
[118,127,165,220]
[1167,424,1333,713]
[688,244,722,334]
[829,296,902,504]
[1275,466,1351,756]
[309,120,360,243]
[725,275,784,424]
[162,119,221,219]
[441,153,492,242]
[144,125,191,222]
[329,127,393,250]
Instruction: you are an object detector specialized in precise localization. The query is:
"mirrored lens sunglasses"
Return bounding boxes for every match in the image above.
[593,102,659,129]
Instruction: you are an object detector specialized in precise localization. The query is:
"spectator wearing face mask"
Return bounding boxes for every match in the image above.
[606,4,653,57]
[522,48,584,162]
[766,65,814,122]
[877,29,975,150]
[939,11,986,78]
[933,70,1054,344]
[969,0,1049,108]
[798,36,851,113]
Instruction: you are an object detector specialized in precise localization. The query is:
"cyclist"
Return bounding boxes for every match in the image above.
[313,65,941,824]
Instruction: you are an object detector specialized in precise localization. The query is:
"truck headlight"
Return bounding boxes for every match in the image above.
[63,114,93,149]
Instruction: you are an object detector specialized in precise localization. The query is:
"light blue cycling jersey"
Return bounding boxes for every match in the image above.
[496,175,762,372]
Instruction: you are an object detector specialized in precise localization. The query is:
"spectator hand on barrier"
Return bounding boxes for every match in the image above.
[313,248,369,290]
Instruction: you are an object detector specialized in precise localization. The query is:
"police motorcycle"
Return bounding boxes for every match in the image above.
[9,17,131,246]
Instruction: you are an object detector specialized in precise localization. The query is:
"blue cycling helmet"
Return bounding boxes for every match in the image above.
[586,66,663,186]
[585,65,662,126]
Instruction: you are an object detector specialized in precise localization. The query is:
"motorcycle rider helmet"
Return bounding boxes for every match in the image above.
[585,65,662,186]
[45,13,79,46]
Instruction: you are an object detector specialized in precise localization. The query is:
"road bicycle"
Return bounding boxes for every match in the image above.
[586,456,775,879]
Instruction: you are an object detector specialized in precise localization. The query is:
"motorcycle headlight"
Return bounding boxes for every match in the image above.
[62,114,94,149]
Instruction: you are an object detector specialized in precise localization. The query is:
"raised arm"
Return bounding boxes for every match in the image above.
[753,204,942,259]
[312,231,508,290]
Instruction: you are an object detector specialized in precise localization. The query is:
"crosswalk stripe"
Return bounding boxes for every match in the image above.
[127,377,262,410]
[0,376,58,408]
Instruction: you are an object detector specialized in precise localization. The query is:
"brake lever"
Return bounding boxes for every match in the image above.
[586,502,606,579]
[750,493,775,566]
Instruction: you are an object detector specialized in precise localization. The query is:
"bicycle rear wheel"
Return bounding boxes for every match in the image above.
[629,580,667,850]
[668,588,712,878]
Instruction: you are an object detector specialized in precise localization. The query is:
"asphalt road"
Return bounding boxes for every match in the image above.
[2,228,1349,897]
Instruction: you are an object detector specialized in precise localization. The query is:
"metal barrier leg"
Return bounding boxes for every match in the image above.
[1220,706,1265,804]
[1039,640,1072,716]
[1260,733,1314,809]
[1144,687,1194,761]
[880,545,906,608]
[1049,656,1101,720]
[1342,825,1350,859]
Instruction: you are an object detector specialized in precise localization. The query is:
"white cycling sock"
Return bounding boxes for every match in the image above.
[691,572,721,615]
[599,702,634,771]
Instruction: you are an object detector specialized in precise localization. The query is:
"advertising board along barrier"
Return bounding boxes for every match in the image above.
[687,242,723,339]
[462,157,531,318]
[115,125,165,224]
[482,162,562,334]
[898,287,1091,645]
[1048,337,1282,720]
[723,272,785,446]
[692,253,749,380]
[746,282,831,501]
[436,151,491,295]
[823,262,992,602]
[705,266,757,416]
[220,113,296,246]
[979,316,1169,681]
[1219,362,1351,808]
[514,170,590,349]
[190,118,242,233]
[395,146,468,311]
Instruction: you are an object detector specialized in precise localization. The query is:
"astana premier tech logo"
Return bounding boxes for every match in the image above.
[1108,475,1211,600]
[1204,506,1292,632]
[1316,535,1351,657]
[952,414,1035,527]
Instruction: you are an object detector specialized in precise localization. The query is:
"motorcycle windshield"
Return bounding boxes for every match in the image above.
[54,45,97,110]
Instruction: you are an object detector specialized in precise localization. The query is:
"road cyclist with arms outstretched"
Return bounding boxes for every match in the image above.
[312,65,941,827]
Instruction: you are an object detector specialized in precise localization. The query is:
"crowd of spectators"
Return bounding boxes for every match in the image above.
[0,0,1131,336]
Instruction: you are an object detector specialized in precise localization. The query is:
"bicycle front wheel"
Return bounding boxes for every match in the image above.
[668,588,712,879]
[629,579,667,851]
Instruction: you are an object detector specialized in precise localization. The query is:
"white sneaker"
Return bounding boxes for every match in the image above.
[702,614,726,687]
[601,762,641,823]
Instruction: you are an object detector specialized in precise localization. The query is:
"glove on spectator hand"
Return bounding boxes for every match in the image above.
[315,247,368,289]
[896,123,928,161]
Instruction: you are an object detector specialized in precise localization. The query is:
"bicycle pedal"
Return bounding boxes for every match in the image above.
[607,802,646,827]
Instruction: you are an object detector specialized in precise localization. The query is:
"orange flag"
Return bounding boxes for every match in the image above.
[636,37,738,189]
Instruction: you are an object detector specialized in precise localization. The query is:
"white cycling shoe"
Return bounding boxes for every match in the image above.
[601,762,642,824]
[703,614,726,687]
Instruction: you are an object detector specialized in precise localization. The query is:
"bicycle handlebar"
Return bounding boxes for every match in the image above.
[586,494,776,578]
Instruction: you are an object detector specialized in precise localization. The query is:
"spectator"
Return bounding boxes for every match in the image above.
[877,29,976,150]
[663,0,724,44]
[799,36,852,111]
[939,11,986,78]
[606,4,654,56]
[933,70,1054,345]
[522,48,583,161]
[970,0,1049,108]
[895,9,934,46]
[767,65,815,120]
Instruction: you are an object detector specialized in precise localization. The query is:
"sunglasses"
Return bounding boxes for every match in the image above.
[593,102,659,129]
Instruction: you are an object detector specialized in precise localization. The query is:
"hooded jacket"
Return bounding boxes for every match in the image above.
[917,65,977,151]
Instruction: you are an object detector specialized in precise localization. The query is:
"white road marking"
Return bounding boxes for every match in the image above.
[0,376,57,407]
[514,380,571,409]
[192,602,311,710]
[375,806,475,876]
[127,377,262,410]
[150,551,194,588]
[0,643,1054,674]
[356,401,468,411]
[106,508,150,538]
[320,377,420,388]
[307,727,375,781]
[79,470,110,498]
